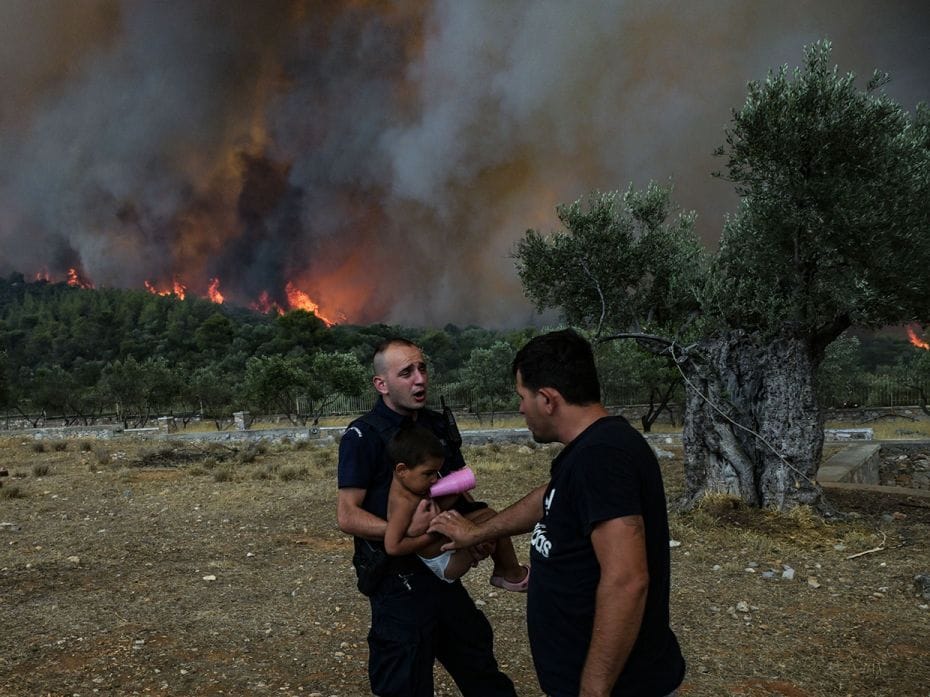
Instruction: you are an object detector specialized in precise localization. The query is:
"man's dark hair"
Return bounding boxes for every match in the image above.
[512,329,601,405]
[387,423,445,467]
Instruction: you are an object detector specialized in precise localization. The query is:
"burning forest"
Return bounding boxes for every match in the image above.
[1,1,928,327]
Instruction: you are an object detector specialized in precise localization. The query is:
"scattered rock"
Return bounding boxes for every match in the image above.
[202,574,217,582]
[669,539,681,548]
[914,574,930,601]
[781,566,795,581]
[807,577,821,589]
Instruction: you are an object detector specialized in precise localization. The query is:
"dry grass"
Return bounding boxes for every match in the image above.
[0,435,928,696]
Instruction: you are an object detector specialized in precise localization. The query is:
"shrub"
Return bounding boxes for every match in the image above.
[32,442,46,453]
[32,464,50,477]
[213,468,234,483]
[0,485,24,499]
[279,465,310,482]
[52,441,68,452]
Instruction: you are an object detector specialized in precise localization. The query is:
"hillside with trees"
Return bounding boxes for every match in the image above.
[0,275,538,427]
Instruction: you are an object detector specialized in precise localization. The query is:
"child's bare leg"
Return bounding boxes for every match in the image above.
[439,549,474,580]
[416,529,483,582]
[467,508,528,584]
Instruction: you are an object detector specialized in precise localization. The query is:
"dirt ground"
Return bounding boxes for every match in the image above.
[1,434,929,697]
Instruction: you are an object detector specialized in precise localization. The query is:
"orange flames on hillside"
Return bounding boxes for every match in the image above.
[207,278,224,304]
[67,268,94,288]
[31,267,334,325]
[35,268,94,288]
[247,284,334,326]
[144,278,187,300]
[907,325,929,350]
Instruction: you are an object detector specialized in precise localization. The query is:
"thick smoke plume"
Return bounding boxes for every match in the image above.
[1,0,927,326]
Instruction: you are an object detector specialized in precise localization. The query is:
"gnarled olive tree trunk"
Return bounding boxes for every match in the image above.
[680,329,825,510]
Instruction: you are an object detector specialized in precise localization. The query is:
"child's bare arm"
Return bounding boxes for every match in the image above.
[385,489,440,556]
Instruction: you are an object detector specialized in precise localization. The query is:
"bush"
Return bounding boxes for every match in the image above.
[213,468,234,483]
[279,465,309,482]
[52,441,68,452]
[32,442,46,453]
[0,485,24,499]
[32,464,50,477]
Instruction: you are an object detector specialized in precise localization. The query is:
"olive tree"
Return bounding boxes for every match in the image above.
[515,42,930,510]
[460,341,516,426]
[302,351,368,424]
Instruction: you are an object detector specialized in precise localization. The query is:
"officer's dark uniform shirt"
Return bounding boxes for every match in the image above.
[337,397,516,697]
[527,415,685,697]
[338,397,466,521]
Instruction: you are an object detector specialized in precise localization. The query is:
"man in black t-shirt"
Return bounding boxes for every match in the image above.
[430,329,685,697]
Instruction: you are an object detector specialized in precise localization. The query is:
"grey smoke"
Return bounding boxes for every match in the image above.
[1,0,927,327]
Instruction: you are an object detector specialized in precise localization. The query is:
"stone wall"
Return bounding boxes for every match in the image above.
[29,425,123,440]
[879,442,930,490]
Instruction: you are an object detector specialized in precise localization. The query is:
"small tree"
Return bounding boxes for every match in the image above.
[100,356,181,428]
[185,365,238,430]
[815,334,869,408]
[595,341,682,432]
[242,355,309,426]
[887,344,930,417]
[460,341,516,426]
[302,351,368,424]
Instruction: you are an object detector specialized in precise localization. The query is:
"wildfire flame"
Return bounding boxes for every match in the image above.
[207,278,224,304]
[67,268,94,289]
[907,325,930,350]
[249,290,283,315]
[31,266,334,324]
[144,278,187,299]
[285,282,334,326]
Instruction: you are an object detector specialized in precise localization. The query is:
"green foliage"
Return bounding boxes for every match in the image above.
[595,340,682,406]
[303,351,368,421]
[459,341,517,423]
[515,182,705,336]
[514,40,930,369]
[883,343,930,415]
[815,334,869,407]
[100,356,182,426]
[706,41,930,339]
[242,355,309,424]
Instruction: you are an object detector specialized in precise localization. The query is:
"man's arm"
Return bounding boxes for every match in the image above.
[428,483,548,548]
[337,488,438,543]
[578,515,649,697]
[336,488,387,540]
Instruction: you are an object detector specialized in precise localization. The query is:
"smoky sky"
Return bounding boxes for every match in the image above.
[1,0,927,327]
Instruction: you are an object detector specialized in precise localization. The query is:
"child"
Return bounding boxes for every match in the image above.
[384,424,530,589]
